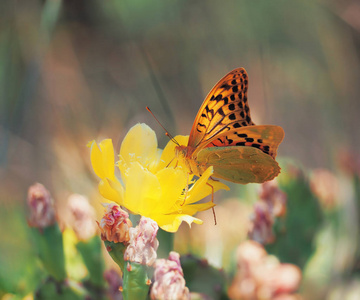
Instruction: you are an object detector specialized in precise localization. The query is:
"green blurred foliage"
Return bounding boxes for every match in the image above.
[266,167,322,269]
[1,0,360,298]
[181,254,228,300]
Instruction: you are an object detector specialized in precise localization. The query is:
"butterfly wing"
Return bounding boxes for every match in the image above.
[197,146,281,184]
[203,125,285,159]
[188,68,254,150]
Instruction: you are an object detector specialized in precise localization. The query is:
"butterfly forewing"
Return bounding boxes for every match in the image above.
[188,68,254,150]
[202,125,285,159]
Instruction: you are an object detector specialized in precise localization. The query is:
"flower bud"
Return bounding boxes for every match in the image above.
[248,202,275,245]
[27,183,56,228]
[27,184,66,281]
[150,251,190,300]
[67,194,97,241]
[98,203,132,243]
[124,217,159,266]
[228,241,301,300]
[104,269,122,300]
[259,180,287,218]
[310,169,339,210]
[248,180,287,245]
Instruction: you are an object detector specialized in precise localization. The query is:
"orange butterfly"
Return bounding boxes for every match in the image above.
[175,67,284,184]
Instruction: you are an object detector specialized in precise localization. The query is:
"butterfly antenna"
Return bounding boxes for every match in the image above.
[146,106,180,146]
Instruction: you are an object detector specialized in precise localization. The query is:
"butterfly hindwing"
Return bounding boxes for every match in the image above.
[188,68,254,149]
[197,146,281,184]
[201,125,285,159]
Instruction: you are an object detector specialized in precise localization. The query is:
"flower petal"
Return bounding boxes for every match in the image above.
[153,167,188,214]
[153,213,203,233]
[89,139,115,180]
[185,167,230,205]
[98,178,124,205]
[124,162,161,214]
[120,123,158,169]
[180,202,216,215]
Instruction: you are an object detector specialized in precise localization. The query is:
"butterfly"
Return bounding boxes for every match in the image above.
[175,67,284,184]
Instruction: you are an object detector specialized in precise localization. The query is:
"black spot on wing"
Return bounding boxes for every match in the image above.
[226,136,233,144]
[220,84,231,90]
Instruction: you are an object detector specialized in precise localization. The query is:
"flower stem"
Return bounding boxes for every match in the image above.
[156,228,174,258]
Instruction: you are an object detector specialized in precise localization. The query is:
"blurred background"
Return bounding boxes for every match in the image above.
[1,0,360,299]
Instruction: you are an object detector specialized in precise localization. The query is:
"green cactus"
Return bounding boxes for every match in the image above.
[30,224,66,282]
[181,254,229,300]
[76,236,105,288]
[35,277,88,300]
[122,262,151,300]
[104,241,127,272]
[266,168,322,269]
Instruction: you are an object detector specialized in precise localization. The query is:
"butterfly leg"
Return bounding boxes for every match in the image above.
[206,182,217,225]
[210,176,219,182]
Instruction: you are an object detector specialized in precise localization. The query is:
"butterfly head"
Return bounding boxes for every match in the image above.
[174,145,188,159]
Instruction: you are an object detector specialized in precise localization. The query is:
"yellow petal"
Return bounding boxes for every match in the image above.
[180,202,216,215]
[106,178,125,205]
[124,162,161,214]
[98,178,124,205]
[89,139,115,180]
[120,123,158,168]
[153,213,203,233]
[156,135,189,171]
[117,155,128,184]
[153,167,188,214]
[185,167,230,205]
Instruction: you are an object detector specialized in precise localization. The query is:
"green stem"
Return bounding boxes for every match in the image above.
[104,241,127,272]
[156,228,174,258]
[76,236,105,288]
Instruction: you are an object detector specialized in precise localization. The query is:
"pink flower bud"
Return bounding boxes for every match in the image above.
[124,217,159,266]
[67,194,97,241]
[104,269,122,300]
[259,180,287,218]
[248,180,287,245]
[27,183,56,228]
[248,202,275,245]
[151,251,190,300]
[228,241,301,300]
[310,169,339,210]
[98,203,132,243]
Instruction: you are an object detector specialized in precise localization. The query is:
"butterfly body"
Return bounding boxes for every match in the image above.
[176,67,284,184]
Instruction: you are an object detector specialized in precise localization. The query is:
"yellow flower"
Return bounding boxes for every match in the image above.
[88,123,229,232]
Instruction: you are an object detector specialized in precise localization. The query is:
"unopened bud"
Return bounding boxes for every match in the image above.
[104,269,122,300]
[228,241,301,300]
[98,203,132,243]
[27,183,56,228]
[124,217,159,266]
[248,202,275,245]
[248,180,287,245]
[150,251,190,300]
[67,194,97,241]
[259,180,287,217]
[310,169,339,210]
